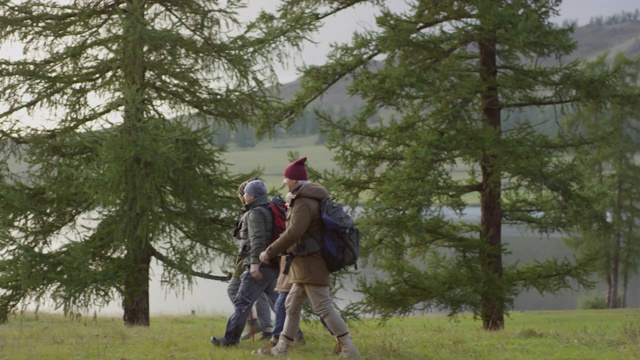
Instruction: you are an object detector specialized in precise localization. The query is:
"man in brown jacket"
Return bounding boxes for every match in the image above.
[259,157,360,359]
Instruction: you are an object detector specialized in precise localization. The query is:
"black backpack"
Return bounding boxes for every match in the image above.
[318,198,360,272]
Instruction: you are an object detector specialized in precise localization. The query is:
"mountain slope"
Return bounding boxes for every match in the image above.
[571,21,640,60]
[276,21,640,110]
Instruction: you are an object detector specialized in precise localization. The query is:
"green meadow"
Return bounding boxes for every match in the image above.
[224,135,335,191]
[0,309,638,359]
[1,137,636,360]
[226,135,639,310]
[224,134,475,202]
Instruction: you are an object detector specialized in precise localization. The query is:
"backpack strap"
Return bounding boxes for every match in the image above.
[253,203,273,227]
[288,184,305,208]
[283,253,295,275]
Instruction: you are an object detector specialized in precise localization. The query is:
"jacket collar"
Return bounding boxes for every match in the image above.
[243,194,269,211]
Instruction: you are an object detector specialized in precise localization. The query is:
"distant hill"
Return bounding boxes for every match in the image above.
[197,19,640,147]
[276,20,640,112]
[571,21,640,60]
[276,67,369,112]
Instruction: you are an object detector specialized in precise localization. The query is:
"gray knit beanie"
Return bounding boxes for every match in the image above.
[244,180,267,198]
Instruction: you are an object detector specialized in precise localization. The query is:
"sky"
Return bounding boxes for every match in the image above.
[255,0,640,82]
[2,0,640,315]
[1,1,638,83]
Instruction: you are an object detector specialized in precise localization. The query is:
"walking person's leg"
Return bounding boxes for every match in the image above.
[266,283,308,356]
[257,270,278,339]
[254,293,273,338]
[276,292,305,341]
[257,288,308,355]
[230,275,261,341]
[272,292,287,339]
[306,284,360,359]
[258,278,278,340]
[256,291,286,354]
[211,266,278,346]
[227,276,240,303]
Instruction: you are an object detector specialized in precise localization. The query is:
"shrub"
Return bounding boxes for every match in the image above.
[577,293,622,309]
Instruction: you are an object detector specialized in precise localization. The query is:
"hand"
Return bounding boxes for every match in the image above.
[250,264,262,280]
[259,251,270,264]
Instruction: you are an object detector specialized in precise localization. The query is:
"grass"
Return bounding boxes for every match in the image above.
[224,134,482,203]
[224,135,335,192]
[0,309,638,359]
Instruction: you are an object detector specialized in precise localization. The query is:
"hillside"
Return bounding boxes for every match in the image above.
[275,20,640,111]
[572,21,640,60]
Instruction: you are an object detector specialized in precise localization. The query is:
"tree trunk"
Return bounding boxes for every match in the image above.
[608,180,623,308]
[479,35,504,330]
[120,0,152,326]
[607,235,620,308]
[122,243,152,326]
[621,208,633,308]
[621,267,628,308]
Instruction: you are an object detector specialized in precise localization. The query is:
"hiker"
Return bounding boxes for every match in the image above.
[254,252,306,355]
[227,177,274,340]
[258,157,360,358]
[255,192,305,355]
[256,191,342,355]
[211,179,279,347]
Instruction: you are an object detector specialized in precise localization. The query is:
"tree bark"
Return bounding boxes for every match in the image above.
[121,0,152,326]
[608,179,623,308]
[479,34,504,330]
[621,205,633,308]
[122,241,152,326]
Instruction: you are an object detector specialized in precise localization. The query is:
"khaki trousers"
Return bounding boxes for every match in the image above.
[281,283,349,340]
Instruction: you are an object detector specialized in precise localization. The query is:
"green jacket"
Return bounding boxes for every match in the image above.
[242,194,273,267]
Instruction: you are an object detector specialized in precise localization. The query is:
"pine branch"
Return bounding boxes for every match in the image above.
[150,247,231,282]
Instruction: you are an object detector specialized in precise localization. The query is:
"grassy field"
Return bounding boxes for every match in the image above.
[224,135,335,191]
[224,135,479,203]
[0,309,638,359]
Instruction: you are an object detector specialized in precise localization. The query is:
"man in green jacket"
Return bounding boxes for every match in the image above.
[211,179,279,347]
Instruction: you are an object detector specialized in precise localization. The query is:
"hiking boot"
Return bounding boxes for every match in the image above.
[257,336,292,357]
[296,332,306,346]
[260,325,273,340]
[337,334,360,359]
[210,336,236,347]
[332,339,342,354]
[254,338,278,356]
[241,318,262,340]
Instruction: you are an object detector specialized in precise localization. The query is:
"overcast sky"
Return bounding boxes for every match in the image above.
[0,0,638,117]
[1,1,637,83]
[255,0,640,82]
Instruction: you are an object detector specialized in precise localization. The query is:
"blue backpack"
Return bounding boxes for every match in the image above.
[318,198,360,272]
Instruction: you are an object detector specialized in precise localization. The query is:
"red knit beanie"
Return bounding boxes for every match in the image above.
[283,157,308,181]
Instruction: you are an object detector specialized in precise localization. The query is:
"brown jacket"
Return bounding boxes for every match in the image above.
[266,183,330,286]
[274,255,292,292]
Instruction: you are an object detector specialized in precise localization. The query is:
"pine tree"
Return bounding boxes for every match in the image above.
[564,54,640,309]
[273,0,639,329]
[0,0,315,326]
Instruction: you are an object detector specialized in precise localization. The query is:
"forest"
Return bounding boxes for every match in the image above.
[0,1,639,333]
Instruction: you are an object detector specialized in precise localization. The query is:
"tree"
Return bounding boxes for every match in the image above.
[0,0,315,326]
[564,54,640,309]
[272,0,637,330]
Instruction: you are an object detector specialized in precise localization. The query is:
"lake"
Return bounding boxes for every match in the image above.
[32,206,640,317]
